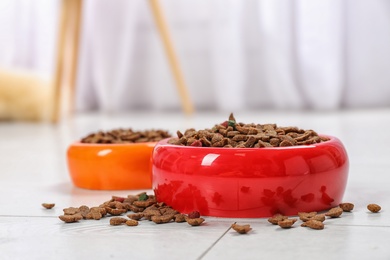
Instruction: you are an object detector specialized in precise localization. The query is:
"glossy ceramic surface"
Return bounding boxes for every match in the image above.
[152,136,349,218]
[67,142,155,190]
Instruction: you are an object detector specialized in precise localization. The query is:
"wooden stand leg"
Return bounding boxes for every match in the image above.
[149,0,194,115]
[51,0,83,123]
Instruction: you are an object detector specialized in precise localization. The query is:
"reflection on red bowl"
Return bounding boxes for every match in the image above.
[152,136,349,218]
[67,142,155,190]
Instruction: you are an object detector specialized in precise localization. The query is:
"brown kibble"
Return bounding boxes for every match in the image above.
[110,217,127,226]
[186,217,205,226]
[151,214,174,224]
[268,214,288,225]
[312,214,326,222]
[125,219,139,226]
[278,218,297,229]
[63,207,80,215]
[367,204,381,213]
[86,207,104,220]
[301,220,324,230]
[59,214,82,223]
[231,223,252,234]
[174,214,186,223]
[106,208,127,216]
[42,203,55,209]
[298,212,317,222]
[339,202,354,212]
[132,199,156,208]
[325,207,343,218]
[79,205,90,219]
[127,213,144,220]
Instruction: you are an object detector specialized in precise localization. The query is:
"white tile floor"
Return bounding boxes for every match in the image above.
[1,109,390,260]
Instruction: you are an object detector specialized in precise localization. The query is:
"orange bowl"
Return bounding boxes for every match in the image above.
[67,142,156,190]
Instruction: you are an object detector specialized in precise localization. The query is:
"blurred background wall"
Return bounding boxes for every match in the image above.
[1,0,390,114]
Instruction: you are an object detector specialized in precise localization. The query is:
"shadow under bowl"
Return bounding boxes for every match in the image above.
[152,136,349,218]
[67,142,156,190]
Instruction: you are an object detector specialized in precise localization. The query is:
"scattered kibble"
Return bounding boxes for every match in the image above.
[231,223,252,234]
[268,214,288,225]
[325,207,343,218]
[125,219,139,226]
[278,218,297,229]
[58,214,82,223]
[42,203,55,209]
[110,217,127,226]
[339,203,354,212]
[186,217,205,226]
[301,220,324,230]
[298,212,317,222]
[367,204,381,213]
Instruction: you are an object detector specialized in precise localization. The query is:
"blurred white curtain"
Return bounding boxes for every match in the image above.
[1,0,390,112]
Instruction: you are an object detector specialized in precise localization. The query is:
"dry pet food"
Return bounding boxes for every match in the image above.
[268,214,288,225]
[110,217,128,226]
[298,212,325,222]
[231,223,252,234]
[325,207,343,218]
[367,204,381,213]
[125,219,139,226]
[186,217,205,226]
[278,218,297,229]
[42,203,55,209]
[301,220,324,230]
[339,202,354,212]
[298,212,317,222]
[58,214,82,223]
[58,192,203,228]
[168,113,329,148]
[81,128,171,144]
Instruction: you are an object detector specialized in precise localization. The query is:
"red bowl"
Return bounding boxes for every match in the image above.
[152,136,349,218]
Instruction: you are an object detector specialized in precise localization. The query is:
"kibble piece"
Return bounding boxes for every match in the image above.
[174,214,186,223]
[106,208,127,216]
[127,213,144,220]
[151,214,174,224]
[339,202,354,212]
[268,214,288,225]
[42,203,55,209]
[63,207,80,215]
[367,204,381,213]
[325,207,343,218]
[312,214,326,222]
[298,212,317,222]
[231,223,252,234]
[278,218,297,229]
[186,217,205,226]
[79,205,90,219]
[301,220,324,230]
[110,217,127,226]
[125,219,139,226]
[59,214,82,223]
[86,207,103,220]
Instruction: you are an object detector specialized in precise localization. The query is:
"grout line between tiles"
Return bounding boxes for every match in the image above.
[196,222,234,260]
[0,215,58,218]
